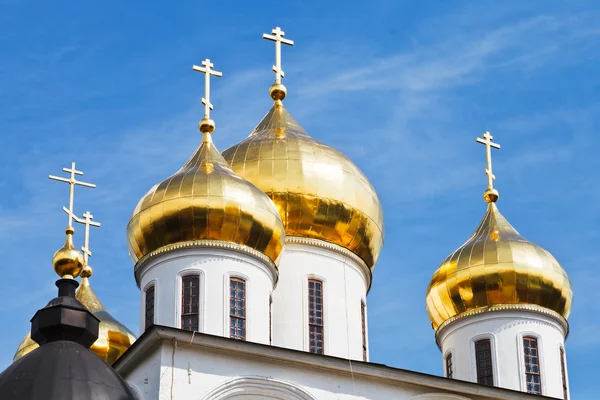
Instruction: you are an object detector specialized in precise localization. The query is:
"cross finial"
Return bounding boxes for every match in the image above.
[192,59,223,135]
[49,162,96,229]
[73,211,101,267]
[476,131,501,203]
[263,27,294,85]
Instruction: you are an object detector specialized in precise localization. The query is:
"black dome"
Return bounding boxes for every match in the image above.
[0,279,136,400]
[0,341,136,400]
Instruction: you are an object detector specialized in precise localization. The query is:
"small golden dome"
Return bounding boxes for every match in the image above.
[14,274,136,365]
[52,228,84,279]
[126,132,285,266]
[425,202,573,331]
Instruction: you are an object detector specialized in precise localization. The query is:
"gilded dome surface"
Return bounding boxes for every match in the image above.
[127,134,285,266]
[14,277,136,365]
[221,103,384,269]
[425,202,572,331]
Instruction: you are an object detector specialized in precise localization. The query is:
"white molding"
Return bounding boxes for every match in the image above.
[409,394,473,400]
[201,376,317,400]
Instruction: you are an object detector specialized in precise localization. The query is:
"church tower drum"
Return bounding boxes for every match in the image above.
[126,59,285,345]
[425,132,572,398]
[222,27,384,360]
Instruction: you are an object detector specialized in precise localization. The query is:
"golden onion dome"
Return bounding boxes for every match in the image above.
[221,100,384,269]
[126,126,285,268]
[425,200,573,332]
[14,269,136,365]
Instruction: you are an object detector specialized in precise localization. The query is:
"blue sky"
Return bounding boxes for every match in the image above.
[1,0,599,397]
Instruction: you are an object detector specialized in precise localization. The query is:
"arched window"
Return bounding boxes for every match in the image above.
[308,279,324,354]
[144,285,155,331]
[475,339,493,386]
[230,277,246,340]
[361,300,367,361]
[269,294,273,345]
[560,347,568,399]
[445,353,453,379]
[523,336,541,394]
[181,275,200,331]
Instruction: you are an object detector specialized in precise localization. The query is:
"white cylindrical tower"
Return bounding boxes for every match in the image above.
[135,246,277,344]
[272,240,371,360]
[221,47,384,360]
[127,61,285,345]
[425,133,573,399]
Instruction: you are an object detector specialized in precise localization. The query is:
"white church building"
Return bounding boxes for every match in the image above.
[14,27,572,400]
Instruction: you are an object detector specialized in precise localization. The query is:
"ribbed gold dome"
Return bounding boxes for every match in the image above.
[221,103,384,269]
[127,133,285,266]
[14,276,136,365]
[426,202,572,331]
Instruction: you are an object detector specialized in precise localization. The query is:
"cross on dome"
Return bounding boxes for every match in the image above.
[476,131,501,203]
[49,162,96,229]
[192,59,223,121]
[74,210,101,268]
[263,26,294,85]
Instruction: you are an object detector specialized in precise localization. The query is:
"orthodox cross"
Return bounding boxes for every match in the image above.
[73,211,101,265]
[263,26,294,84]
[192,59,223,120]
[49,162,96,229]
[476,131,501,191]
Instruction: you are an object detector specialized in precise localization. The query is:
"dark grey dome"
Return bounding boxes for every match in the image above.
[0,279,136,400]
[0,341,136,400]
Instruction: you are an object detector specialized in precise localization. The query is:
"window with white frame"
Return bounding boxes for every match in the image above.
[523,336,541,394]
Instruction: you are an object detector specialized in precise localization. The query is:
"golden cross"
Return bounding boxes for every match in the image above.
[192,59,223,120]
[263,26,294,84]
[73,211,101,265]
[476,131,501,190]
[49,162,96,229]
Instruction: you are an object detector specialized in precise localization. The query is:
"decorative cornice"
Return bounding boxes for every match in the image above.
[286,236,372,292]
[134,240,277,285]
[435,303,569,344]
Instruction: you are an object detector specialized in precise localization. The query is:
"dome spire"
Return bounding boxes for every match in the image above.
[48,162,96,279]
[476,131,501,203]
[192,58,223,143]
[263,26,294,104]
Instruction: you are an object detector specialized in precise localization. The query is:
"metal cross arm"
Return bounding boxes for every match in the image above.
[49,162,96,229]
[263,26,294,84]
[192,59,223,120]
[476,131,501,191]
[73,210,101,264]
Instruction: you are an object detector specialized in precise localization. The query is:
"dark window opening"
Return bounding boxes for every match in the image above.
[446,353,453,379]
[230,278,246,340]
[308,279,324,354]
[523,337,541,394]
[361,300,367,361]
[560,347,568,399]
[145,285,155,331]
[181,275,200,332]
[475,339,494,386]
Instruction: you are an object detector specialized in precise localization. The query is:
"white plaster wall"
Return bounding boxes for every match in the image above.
[124,341,477,400]
[272,241,370,361]
[438,311,568,398]
[138,247,276,345]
